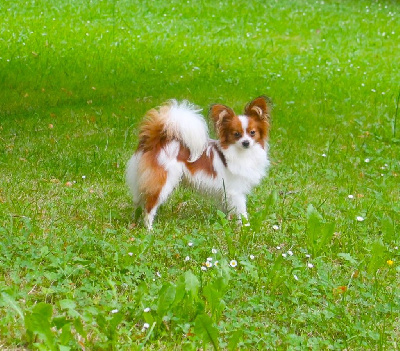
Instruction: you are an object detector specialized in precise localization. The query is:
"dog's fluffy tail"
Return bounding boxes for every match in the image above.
[138,99,208,162]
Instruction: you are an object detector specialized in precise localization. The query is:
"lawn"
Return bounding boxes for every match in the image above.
[0,0,399,349]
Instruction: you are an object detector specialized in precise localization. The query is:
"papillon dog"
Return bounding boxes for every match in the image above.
[126,96,271,229]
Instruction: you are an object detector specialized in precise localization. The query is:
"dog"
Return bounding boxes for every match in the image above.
[126,96,271,229]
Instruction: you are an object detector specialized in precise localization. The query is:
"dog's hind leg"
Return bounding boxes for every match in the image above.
[143,166,183,230]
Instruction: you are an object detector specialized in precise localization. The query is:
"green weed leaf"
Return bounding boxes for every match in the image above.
[194,314,220,350]
[338,252,358,266]
[203,284,226,321]
[1,292,23,319]
[25,302,56,350]
[228,329,243,351]
[157,284,176,317]
[184,270,200,297]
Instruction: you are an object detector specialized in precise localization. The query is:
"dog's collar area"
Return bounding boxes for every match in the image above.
[213,143,227,168]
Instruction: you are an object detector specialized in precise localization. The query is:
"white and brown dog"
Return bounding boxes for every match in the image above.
[126,96,271,229]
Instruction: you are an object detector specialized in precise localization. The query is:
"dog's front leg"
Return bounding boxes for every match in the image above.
[227,192,249,226]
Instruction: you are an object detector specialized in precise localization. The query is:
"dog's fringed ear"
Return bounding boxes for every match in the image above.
[244,96,272,121]
[209,104,235,129]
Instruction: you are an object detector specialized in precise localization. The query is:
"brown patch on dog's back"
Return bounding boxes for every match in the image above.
[177,145,217,177]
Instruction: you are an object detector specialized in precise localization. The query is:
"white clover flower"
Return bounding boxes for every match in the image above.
[111,309,119,314]
[230,260,238,268]
[356,216,364,222]
[143,307,151,313]
[307,263,314,268]
[211,248,217,254]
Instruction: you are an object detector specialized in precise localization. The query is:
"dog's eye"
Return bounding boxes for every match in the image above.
[250,130,256,136]
[234,132,241,138]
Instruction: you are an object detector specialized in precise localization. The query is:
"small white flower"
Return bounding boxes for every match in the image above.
[322,153,327,157]
[111,309,119,314]
[211,248,217,254]
[287,250,293,256]
[293,274,299,281]
[143,307,151,313]
[128,252,133,256]
[214,260,219,266]
[307,263,314,268]
[282,253,287,258]
[205,261,213,268]
[82,175,86,179]
[201,266,207,271]
[207,257,213,262]
[348,194,354,199]
[356,216,364,222]
[276,246,281,250]
[188,242,193,247]
[156,271,161,278]
[184,256,190,261]
[272,225,280,230]
[305,254,311,258]
[141,322,150,331]
[364,158,370,163]
[230,260,238,268]
[249,255,255,260]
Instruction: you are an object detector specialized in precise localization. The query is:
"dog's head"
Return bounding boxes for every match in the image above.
[209,96,271,150]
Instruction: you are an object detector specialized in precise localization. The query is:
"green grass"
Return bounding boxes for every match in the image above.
[1,0,400,349]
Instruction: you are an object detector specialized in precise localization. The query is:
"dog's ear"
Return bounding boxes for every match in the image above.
[209,104,235,128]
[244,96,271,121]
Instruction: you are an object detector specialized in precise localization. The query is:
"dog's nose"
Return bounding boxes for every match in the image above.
[242,140,250,148]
